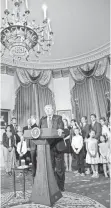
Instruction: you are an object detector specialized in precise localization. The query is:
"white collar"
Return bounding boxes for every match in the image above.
[47,115,53,120]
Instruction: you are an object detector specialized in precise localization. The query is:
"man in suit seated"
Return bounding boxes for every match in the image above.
[23,116,38,178]
[39,104,65,191]
[10,117,19,163]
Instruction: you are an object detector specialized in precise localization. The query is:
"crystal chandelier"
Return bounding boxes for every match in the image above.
[0,0,54,61]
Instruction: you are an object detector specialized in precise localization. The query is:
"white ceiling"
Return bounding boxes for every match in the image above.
[1,0,110,63]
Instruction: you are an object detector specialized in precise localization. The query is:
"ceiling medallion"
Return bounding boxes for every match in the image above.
[0,0,54,61]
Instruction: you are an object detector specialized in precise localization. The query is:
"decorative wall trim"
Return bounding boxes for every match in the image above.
[1,42,110,70]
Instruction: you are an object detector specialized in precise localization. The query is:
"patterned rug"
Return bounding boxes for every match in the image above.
[1,190,107,208]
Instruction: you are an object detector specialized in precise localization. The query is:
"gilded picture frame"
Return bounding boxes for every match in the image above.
[57,110,72,124]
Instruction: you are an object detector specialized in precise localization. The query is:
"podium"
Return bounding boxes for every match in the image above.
[24,128,63,206]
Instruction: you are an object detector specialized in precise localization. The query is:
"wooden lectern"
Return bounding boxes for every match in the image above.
[24,128,63,207]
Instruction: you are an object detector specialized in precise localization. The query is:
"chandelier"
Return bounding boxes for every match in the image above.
[0,0,54,61]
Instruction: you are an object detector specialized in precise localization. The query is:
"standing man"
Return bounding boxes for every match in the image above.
[39,105,65,191]
[81,116,90,140]
[10,117,18,136]
[90,114,102,141]
[81,116,91,174]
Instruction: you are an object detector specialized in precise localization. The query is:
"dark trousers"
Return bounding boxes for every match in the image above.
[30,150,37,177]
[83,143,91,169]
[14,147,19,161]
[75,147,85,173]
[51,148,65,191]
[19,152,30,166]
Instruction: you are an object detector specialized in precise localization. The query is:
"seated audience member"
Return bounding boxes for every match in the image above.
[71,128,85,176]
[10,118,19,162]
[98,135,109,177]
[86,130,99,178]
[23,115,38,178]
[81,116,91,174]
[17,133,29,166]
[2,125,15,175]
[14,126,22,165]
[90,114,102,141]
[63,119,73,172]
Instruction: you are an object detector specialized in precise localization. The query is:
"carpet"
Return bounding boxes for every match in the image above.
[1,170,110,208]
[1,191,107,208]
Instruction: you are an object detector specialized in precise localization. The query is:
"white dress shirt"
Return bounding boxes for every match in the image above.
[47,116,53,128]
[71,135,83,152]
[17,141,27,155]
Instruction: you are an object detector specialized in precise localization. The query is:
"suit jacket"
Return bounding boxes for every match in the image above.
[15,134,21,146]
[2,132,15,148]
[90,121,102,141]
[39,115,64,151]
[23,125,30,133]
[10,124,17,136]
[81,124,90,139]
[23,123,37,151]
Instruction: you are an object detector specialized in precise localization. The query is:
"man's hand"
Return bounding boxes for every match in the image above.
[27,148,30,151]
[57,129,63,137]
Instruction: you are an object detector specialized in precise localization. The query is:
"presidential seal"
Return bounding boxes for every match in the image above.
[31,127,40,139]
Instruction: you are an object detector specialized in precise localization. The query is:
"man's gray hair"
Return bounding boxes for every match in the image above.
[44,104,53,110]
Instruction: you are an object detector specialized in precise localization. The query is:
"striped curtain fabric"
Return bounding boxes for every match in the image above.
[71,76,110,123]
[15,83,55,128]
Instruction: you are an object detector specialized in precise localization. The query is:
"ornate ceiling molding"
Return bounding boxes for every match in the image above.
[1,42,110,70]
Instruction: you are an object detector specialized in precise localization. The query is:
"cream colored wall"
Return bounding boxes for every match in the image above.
[1,75,72,113]
[1,74,15,169]
[53,77,72,111]
[1,74,15,110]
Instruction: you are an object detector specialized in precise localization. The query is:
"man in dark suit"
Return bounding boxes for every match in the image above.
[81,116,91,174]
[23,116,38,178]
[90,114,102,174]
[39,104,65,191]
[81,116,90,140]
[10,117,18,136]
[90,114,102,141]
